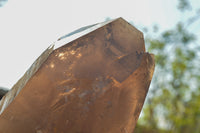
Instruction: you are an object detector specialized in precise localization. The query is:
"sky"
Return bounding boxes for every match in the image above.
[0,0,183,89]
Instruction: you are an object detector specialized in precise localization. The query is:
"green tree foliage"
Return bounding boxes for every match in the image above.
[177,0,192,11]
[136,0,200,132]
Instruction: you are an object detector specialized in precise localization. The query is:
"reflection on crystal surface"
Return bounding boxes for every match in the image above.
[0,18,154,133]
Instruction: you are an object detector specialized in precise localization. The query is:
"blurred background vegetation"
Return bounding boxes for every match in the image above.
[135,0,200,132]
[0,0,199,132]
[0,0,7,7]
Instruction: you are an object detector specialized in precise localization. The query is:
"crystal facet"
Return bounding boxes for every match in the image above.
[0,18,155,133]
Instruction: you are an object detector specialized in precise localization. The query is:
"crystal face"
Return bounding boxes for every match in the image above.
[0,18,154,133]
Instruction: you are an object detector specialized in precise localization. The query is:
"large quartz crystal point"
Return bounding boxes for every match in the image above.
[0,17,155,133]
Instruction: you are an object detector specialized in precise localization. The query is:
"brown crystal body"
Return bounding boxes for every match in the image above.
[0,18,155,133]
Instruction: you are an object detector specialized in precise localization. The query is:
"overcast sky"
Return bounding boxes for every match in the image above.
[0,0,187,88]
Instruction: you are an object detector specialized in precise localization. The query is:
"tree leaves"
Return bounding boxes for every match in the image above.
[136,1,200,132]
[177,0,192,11]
